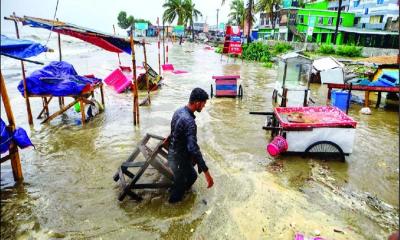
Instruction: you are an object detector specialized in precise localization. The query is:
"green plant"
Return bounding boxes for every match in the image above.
[241,42,271,62]
[214,47,222,54]
[318,44,335,54]
[335,45,363,57]
[262,62,274,68]
[272,42,293,54]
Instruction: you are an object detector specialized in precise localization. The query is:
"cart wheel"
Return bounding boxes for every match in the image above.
[210,84,214,98]
[238,85,243,99]
[272,89,278,103]
[304,141,345,162]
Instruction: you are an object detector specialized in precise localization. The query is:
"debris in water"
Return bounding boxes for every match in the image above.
[202,199,207,205]
[333,228,345,234]
[313,229,321,236]
[190,228,194,233]
[205,210,212,215]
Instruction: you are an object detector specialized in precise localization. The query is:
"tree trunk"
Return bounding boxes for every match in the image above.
[246,0,253,43]
[191,20,195,41]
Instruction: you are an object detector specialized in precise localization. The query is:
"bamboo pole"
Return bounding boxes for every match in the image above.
[12,12,33,125]
[142,39,151,104]
[129,27,139,125]
[113,24,122,66]
[0,72,23,181]
[162,22,166,65]
[157,17,161,75]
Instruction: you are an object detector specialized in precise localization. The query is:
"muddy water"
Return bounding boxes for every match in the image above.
[1,31,398,239]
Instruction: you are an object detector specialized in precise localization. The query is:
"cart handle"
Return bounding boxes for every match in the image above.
[249,111,274,115]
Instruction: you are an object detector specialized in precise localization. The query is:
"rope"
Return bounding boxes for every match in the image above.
[45,0,60,46]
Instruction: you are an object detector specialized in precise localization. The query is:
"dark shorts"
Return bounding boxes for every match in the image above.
[168,160,198,203]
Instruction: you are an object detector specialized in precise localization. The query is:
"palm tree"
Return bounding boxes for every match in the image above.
[222,0,255,43]
[256,0,281,39]
[184,0,202,41]
[228,0,245,28]
[245,0,255,43]
[163,0,187,25]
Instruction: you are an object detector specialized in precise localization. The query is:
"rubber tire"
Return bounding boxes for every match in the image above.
[238,85,243,99]
[304,141,345,162]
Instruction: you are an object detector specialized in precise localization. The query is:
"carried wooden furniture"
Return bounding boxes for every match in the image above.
[113,133,174,201]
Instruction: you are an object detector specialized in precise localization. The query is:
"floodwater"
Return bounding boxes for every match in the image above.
[1,30,398,240]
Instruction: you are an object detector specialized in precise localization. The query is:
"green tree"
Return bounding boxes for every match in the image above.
[228,0,245,28]
[184,0,202,41]
[256,0,282,38]
[117,11,134,29]
[162,0,187,25]
[222,0,255,43]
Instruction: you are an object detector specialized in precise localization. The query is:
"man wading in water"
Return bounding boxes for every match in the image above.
[165,88,214,203]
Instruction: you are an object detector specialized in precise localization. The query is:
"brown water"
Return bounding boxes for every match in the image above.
[1,35,398,239]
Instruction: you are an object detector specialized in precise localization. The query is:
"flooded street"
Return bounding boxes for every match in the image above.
[1,31,398,239]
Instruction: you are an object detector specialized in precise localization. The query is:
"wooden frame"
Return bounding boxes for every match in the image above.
[1,72,23,181]
[327,83,400,108]
[113,133,173,201]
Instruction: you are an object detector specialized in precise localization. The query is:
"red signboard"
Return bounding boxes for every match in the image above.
[228,42,242,54]
[223,25,242,55]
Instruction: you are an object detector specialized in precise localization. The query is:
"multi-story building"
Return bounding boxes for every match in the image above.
[328,0,399,31]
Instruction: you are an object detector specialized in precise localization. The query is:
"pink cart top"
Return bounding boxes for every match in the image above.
[212,75,240,80]
[274,106,357,129]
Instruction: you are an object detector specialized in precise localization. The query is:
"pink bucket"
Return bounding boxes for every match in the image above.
[266,136,288,157]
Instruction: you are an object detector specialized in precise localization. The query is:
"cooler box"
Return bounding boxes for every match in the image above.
[212,75,240,97]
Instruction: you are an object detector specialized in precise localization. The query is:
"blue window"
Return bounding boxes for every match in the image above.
[365,8,369,14]
[377,0,383,4]
[353,0,360,7]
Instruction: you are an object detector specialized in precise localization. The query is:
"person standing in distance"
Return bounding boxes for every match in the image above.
[165,87,214,203]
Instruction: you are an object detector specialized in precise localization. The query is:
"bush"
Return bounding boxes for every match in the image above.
[335,45,363,57]
[214,47,222,54]
[262,62,274,68]
[272,42,293,54]
[318,44,335,54]
[241,42,271,62]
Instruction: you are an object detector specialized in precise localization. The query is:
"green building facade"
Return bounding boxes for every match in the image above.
[296,8,355,44]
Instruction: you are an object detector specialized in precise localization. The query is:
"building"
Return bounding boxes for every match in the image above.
[328,0,399,31]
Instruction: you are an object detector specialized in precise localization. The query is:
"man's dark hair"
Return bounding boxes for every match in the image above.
[189,87,209,103]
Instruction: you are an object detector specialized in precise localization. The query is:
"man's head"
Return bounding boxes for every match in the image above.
[188,87,209,112]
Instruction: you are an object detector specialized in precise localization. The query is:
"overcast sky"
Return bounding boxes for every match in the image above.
[1,0,234,35]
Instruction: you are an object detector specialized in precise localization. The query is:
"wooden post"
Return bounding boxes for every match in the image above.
[129,27,139,125]
[162,23,166,65]
[113,24,122,66]
[12,12,33,125]
[157,17,161,75]
[80,98,86,125]
[0,72,23,181]
[142,39,151,104]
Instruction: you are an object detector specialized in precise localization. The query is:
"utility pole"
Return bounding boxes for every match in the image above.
[216,8,220,32]
[333,0,343,45]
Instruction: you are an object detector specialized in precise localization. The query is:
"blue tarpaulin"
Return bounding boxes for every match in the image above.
[0,118,34,154]
[0,35,48,59]
[18,61,102,96]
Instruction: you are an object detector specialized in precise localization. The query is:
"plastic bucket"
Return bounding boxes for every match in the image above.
[266,136,288,157]
[332,90,351,111]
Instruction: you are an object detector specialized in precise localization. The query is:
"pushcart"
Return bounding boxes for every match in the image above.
[260,106,357,161]
[210,75,243,99]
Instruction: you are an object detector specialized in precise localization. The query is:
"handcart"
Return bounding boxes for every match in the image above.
[257,106,357,161]
[210,75,243,99]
